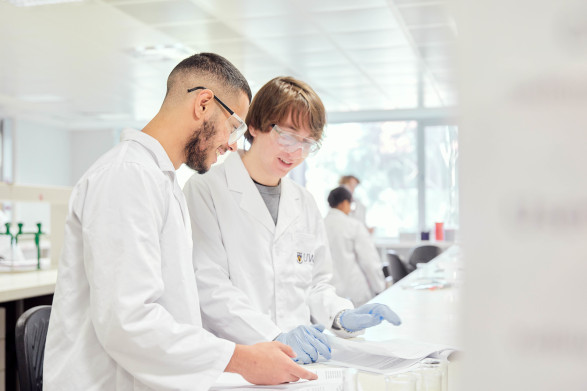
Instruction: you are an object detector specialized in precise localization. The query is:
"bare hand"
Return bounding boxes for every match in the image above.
[225,342,318,385]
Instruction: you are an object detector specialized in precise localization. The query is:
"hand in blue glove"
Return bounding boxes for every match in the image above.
[339,303,401,332]
[275,324,332,364]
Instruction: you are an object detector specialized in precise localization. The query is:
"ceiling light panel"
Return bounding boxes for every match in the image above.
[113,0,209,26]
[409,25,455,45]
[302,66,362,79]
[233,15,320,39]
[157,21,243,43]
[393,0,448,5]
[252,34,335,56]
[360,60,420,74]
[398,3,451,26]
[187,40,268,65]
[193,0,298,19]
[291,51,351,69]
[347,46,416,63]
[318,75,373,89]
[315,7,398,33]
[330,29,409,50]
[5,0,82,7]
[303,0,387,13]
[417,42,456,59]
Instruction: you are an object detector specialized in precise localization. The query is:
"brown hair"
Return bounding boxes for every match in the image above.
[244,76,326,143]
[339,175,360,185]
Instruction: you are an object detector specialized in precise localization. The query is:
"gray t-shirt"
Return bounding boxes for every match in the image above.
[253,179,282,225]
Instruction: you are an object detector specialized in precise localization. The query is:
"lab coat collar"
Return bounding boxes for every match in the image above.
[225,152,276,234]
[327,208,347,218]
[273,178,302,241]
[121,129,191,238]
[121,129,176,173]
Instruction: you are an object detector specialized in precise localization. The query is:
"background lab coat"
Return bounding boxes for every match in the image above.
[44,130,234,391]
[183,151,353,344]
[324,208,386,306]
[349,197,368,228]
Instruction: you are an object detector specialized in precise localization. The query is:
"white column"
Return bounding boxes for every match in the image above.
[458,0,587,390]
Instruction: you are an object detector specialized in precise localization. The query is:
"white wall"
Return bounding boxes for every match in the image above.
[7,121,117,235]
[70,129,118,184]
[10,119,72,234]
[14,119,71,186]
[459,0,587,390]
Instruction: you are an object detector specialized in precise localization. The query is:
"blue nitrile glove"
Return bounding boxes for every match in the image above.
[275,324,332,364]
[339,303,402,332]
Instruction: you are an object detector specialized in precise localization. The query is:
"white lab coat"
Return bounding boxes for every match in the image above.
[349,197,368,227]
[324,208,385,306]
[44,130,234,391]
[183,151,353,344]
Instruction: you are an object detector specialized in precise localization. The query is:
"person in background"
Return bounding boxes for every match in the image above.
[324,186,386,306]
[184,76,401,366]
[44,53,316,390]
[339,175,374,234]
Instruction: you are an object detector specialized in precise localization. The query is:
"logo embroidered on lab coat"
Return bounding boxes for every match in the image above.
[296,252,314,264]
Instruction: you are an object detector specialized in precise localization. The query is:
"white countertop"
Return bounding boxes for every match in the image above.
[365,245,463,347]
[0,268,58,303]
[331,245,463,390]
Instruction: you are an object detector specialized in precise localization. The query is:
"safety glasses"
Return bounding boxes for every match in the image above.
[187,86,247,144]
[272,124,321,157]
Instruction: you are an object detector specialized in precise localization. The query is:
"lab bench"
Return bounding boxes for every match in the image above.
[310,245,463,391]
[0,249,462,391]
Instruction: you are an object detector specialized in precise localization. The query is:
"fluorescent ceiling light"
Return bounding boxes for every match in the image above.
[19,94,65,103]
[6,0,83,6]
[128,44,193,62]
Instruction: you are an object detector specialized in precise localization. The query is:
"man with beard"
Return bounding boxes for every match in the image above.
[44,53,317,391]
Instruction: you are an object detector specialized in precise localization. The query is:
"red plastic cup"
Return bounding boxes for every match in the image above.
[435,222,444,241]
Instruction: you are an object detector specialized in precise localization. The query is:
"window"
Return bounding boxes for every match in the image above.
[303,120,459,238]
[424,124,459,232]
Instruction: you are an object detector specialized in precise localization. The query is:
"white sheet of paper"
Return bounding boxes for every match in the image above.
[321,336,455,374]
[210,368,350,391]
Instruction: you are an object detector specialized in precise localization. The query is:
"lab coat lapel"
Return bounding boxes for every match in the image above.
[171,175,193,243]
[225,153,275,234]
[274,179,301,241]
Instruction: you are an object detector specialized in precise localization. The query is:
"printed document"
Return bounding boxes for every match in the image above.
[322,335,455,374]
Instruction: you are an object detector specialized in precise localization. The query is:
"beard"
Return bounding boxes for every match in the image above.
[184,120,217,174]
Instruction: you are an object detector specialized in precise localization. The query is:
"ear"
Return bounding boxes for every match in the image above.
[248,126,259,138]
[192,89,215,120]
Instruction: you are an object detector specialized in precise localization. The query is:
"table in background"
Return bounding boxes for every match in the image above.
[374,237,455,263]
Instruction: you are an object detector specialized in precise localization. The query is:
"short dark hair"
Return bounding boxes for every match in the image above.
[166,52,252,102]
[327,186,353,208]
[244,76,326,143]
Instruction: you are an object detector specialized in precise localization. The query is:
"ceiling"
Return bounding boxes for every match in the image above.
[0,0,457,130]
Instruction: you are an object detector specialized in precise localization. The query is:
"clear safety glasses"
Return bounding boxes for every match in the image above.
[187,86,247,145]
[272,124,321,157]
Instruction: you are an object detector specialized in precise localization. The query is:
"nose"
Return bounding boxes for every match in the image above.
[285,145,305,159]
[228,141,238,152]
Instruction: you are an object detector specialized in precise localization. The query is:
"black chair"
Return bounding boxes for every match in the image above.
[15,305,51,391]
[407,245,442,272]
[387,252,408,283]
